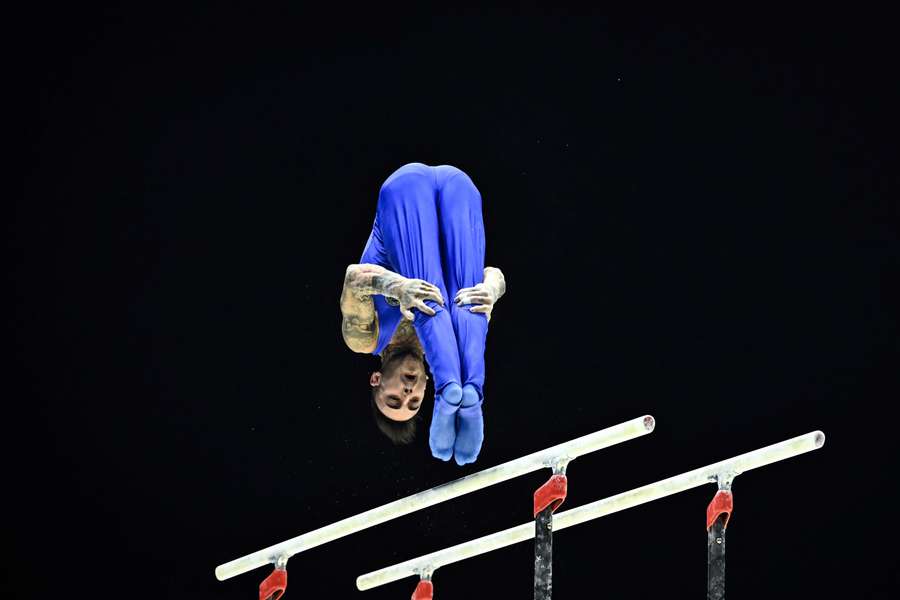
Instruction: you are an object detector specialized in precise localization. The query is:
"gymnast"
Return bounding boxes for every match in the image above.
[339,163,506,465]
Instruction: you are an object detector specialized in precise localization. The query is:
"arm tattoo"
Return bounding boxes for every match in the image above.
[339,264,412,352]
[340,265,383,352]
[345,265,407,300]
[342,312,377,352]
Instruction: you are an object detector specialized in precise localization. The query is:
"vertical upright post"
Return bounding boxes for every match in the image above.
[533,466,568,600]
[706,476,734,600]
[707,512,728,599]
[534,504,555,599]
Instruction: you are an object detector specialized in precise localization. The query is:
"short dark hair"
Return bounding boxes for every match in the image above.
[370,386,419,444]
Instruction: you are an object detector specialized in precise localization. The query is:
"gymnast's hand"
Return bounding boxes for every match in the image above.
[396,278,445,321]
[454,267,505,322]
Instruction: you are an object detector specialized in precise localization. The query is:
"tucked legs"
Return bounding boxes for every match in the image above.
[376,165,464,461]
[376,163,490,465]
[435,168,489,397]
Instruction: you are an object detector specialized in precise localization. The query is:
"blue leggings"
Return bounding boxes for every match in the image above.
[367,163,489,398]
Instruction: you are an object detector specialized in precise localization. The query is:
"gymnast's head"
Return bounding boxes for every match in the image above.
[369,344,428,444]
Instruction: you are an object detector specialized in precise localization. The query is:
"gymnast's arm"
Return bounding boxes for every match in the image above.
[340,263,445,351]
[454,266,506,322]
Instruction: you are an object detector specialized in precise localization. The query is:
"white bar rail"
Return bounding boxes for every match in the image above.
[216,415,655,581]
[357,430,825,591]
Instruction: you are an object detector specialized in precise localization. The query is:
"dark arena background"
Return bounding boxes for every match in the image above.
[13,7,898,600]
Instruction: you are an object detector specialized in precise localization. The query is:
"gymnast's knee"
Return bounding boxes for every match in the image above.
[440,170,481,204]
[380,163,433,194]
[378,176,434,213]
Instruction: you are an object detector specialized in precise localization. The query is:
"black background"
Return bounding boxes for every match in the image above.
[14,6,898,599]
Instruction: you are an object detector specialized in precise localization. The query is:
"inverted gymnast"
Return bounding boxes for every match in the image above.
[339,163,506,465]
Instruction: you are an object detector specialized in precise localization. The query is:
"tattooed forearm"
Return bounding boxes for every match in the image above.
[346,263,444,322]
[344,264,408,301]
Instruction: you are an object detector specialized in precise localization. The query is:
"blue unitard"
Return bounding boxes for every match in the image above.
[360,163,489,463]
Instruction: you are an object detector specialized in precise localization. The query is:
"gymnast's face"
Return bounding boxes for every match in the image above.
[370,351,428,422]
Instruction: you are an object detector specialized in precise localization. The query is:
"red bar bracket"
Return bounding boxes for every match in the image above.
[411,578,433,600]
[534,473,568,517]
[706,490,733,531]
[259,567,287,600]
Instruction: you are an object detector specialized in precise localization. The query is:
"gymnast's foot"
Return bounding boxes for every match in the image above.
[429,383,462,461]
[453,384,484,466]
